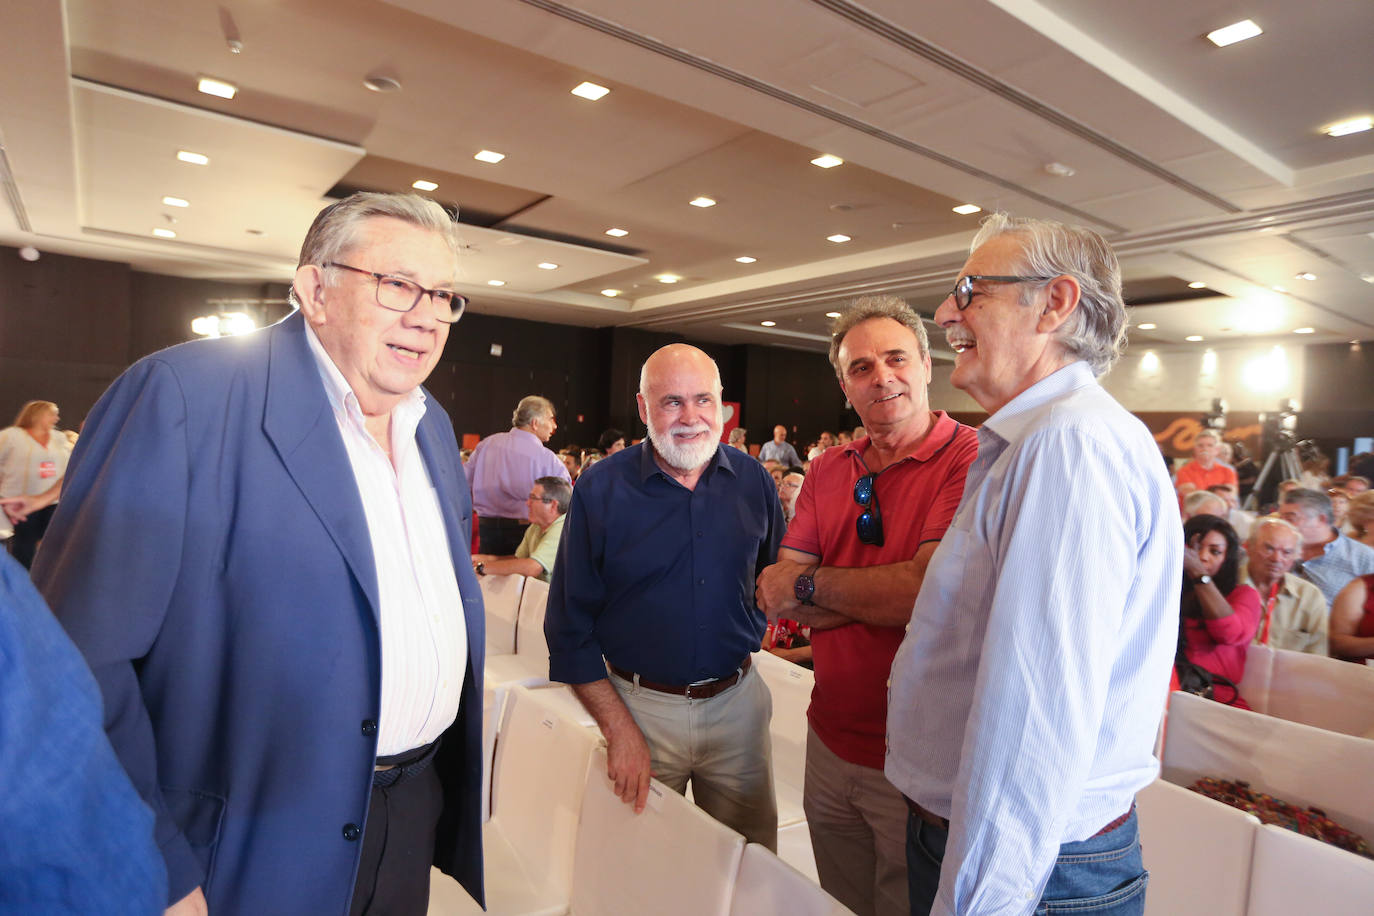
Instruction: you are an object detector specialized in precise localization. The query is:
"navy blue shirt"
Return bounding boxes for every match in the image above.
[546,441,784,685]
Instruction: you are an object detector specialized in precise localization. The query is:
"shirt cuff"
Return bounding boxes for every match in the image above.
[549,648,611,685]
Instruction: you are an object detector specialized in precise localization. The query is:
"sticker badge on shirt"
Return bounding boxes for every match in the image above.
[39,460,56,479]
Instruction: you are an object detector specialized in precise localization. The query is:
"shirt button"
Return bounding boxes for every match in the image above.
[698,578,706,585]
[696,531,703,538]
[360,719,377,736]
[343,823,361,842]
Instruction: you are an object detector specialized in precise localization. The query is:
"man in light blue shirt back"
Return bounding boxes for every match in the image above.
[885,213,1180,916]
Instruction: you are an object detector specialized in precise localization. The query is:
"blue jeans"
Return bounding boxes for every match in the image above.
[906,808,1147,915]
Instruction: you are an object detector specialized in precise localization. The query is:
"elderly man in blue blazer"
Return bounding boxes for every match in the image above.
[33,192,485,916]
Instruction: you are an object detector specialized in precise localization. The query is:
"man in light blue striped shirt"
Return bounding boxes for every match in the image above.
[885,213,1181,915]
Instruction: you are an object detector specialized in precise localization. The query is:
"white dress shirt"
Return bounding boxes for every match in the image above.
[886,361,1181,915]
[306,325,467,756]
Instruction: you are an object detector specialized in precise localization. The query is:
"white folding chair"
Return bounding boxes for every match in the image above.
[754,650,814,827]
[730,842,852,915]
[1264,647,1374,738]
[1234,644,1274,714]
[1136,779,1258,916]
[776,821,820,884]
[571,747,745,916]
[480,573,525,657]
[1245,824,1374,916]
[429,685,599,916]
[515,576,551,658]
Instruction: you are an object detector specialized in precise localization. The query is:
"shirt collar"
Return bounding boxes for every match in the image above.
[304,321,426,424]
[982,361,1095,446]
[636,438,735,483]
[1239,567,1299,596]
[842,410,960,466]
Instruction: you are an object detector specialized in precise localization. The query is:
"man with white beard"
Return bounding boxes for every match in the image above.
[545,344,785,848]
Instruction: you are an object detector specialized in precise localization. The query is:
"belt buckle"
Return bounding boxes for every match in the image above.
[684,676,719,699]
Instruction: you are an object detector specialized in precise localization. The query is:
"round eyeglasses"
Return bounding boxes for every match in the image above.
[947,275,1055,311]
[325,261,467,323]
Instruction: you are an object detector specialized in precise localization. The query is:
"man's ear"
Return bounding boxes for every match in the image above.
[294,265,328,326]
[1037,275,1081,334]
[636,393,648,426]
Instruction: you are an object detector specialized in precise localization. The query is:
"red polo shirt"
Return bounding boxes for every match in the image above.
[782,411,978,769]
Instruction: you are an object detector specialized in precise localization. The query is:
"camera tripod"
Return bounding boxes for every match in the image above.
[1243,441,1303,511]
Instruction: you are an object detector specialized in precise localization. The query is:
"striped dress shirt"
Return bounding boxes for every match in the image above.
[306,326,467,756]
[885,361,1181,915]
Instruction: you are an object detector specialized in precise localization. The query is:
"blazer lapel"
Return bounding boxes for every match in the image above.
[262,312,382,618]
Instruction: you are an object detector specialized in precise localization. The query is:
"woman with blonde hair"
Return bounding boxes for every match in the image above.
[1347,490,1374,549]
[0,400,69,567]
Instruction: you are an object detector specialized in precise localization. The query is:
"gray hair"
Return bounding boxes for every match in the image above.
[729,427,747,445]
[969,212,1127,375]
[1194,429,1222,445]
[828,296,929,379]
[1249,516,1302,544]
[290,192,461,307]
[513,396,554,429]
[1348,491,1374,538]
[1281,487,1333,524]
[1183,490,1228,518]
[534,475,572,514]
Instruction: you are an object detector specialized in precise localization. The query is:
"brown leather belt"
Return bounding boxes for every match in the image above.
[903,797,1134,839]
[609,656,751,700]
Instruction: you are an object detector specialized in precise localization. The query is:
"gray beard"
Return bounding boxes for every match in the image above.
[647,424,718,472]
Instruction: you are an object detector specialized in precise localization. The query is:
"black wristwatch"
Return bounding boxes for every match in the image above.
[794,565,820,606]
[475,562,486,576]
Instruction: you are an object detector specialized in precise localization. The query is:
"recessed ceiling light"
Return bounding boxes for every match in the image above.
[412,179,438,192]
[537,262,559,270]
[1272,285,1288,293]
[826,311,842,319]
[952,204,982,215]
[1187,281,1207,289]
[604,228,629,237]
[760,321,776,327]
[1185,335,1204,342]
[1293,327,1315,334]
[689,197,717,208]
[487,280,506,287]
[197,76,237,99]
[1206,19,1262,47]
[152,228,177,239]
[1361,274,1374,284]
[363,74,403,93]
[811,154,844,169]
[162,196,189,208]
[474,150,506,163]
[827,234,851,243]
[601,289,621,297]
[1323,116,1372,138]
[656,274,681,284]
[1137,323,1157,330]
[571,81,610,101]
[735,256,757,264]
[1295,272,1317,281]
[1044,162,1076,177]
[1259,216,1275,222]
[176,150,209,165]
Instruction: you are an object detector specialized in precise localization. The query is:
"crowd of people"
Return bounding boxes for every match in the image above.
[2,192,1370,916]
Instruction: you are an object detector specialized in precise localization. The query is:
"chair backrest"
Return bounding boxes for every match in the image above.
[489,685,600,898]
[1162,691,1374,840]
[1264,647,1374,738]
[1235,643,1275,713]
[729,843,853,915]
[754,651,814,784]
[1245,824,1374,916]
[480,573,525,656]
[572,747,745,916]
[515,575,551,658]
[1136,779,1257,916]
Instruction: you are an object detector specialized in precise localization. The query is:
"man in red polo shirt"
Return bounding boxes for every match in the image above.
[1175,428,1237,503]
[756,296,977,916]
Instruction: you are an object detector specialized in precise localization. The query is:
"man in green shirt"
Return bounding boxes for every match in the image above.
[472,476,570,582]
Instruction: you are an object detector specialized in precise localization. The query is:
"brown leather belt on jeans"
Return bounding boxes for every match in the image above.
[903,797,1135,838]
[608,655,751,700]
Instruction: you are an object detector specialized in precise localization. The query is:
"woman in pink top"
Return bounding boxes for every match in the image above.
[1178,514,1261,707]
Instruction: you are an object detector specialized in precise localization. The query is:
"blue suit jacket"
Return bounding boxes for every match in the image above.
[33,311,485,913]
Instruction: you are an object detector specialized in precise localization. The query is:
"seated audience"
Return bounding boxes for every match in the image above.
[1330,574,1374,664]
[0,400,70,569]
[763,617,812,668]
[778,470,804,524]
[1178,515,1261,708]
[1230,440,1259,500]
[1347,490,1374,548]
[1182,490,1228,520]
[851,425,865,441]
[1209,483,1253,539]
[1174,429,1237,502]
[559,448,581,480]
[1328,487,1351,531]
[769,465,784,490]
[1239,518,1328,655]
[471,476,570,582]
[759,425,801,467]
[728,427,748,452]
[598,428,626,455]
[836,430,852,447]
[1280,488,1374,606]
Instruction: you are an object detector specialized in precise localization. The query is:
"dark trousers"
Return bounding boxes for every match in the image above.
[906,809,1146,915]
[477,516,526,556]
[9,504,56,569]
[349,743,445,916]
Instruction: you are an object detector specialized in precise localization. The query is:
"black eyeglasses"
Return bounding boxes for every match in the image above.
[324,262,467,323]
[528,494,556,504]
[947,275,1055,311]
[853,472,884,547]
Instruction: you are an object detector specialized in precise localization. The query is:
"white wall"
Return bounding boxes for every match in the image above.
[928,342,1308,415]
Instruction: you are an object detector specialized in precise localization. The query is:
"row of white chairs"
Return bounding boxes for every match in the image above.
[1236,644,1374,739]
[429,685,852,915]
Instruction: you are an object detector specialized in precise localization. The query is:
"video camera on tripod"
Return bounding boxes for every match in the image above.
[1246,399,1306,510]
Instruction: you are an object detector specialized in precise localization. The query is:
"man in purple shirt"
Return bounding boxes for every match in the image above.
[468,395,571,555]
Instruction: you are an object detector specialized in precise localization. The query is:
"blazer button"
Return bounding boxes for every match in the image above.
[343,823,361,842]
[361,719,377,736]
